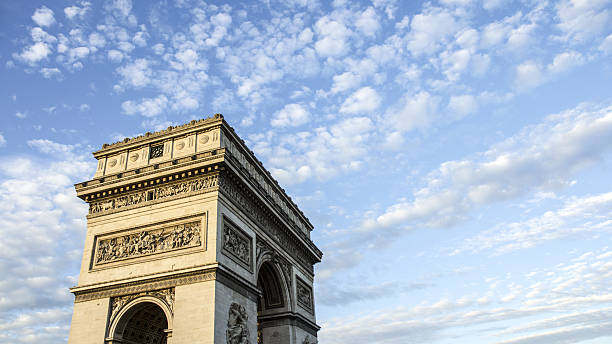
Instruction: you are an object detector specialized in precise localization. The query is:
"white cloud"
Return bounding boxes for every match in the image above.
[452,191,612,256]
[406,7,459,56]
[355,7,380,37]
[482,0,508,11]
[340,87,381,114]
[31,27,57,44]
[107,49,124,63]
[32,6,55,27]
[40,67,62,79]
[331,72,361,93]
[122,95,168,117]
[515,61,544,89]
[15,112,27,119]
[556,0,612,43]
[64,2,91,20]
[271,104,310,127]
[600,33,612,54]
[448,94,478,118]
[117,59,152,88]
[320,246,612,344]
[0,133,6,147]
[547,51,585,75]
[253,117,374,184]
[14,42,52,65]
[0,143,92,343]
[88,32,106,48]
[68,47,90,62]
[314,16,351,57]
[371,102,612,230]
[385,91,439,132]
[516,52,585,90]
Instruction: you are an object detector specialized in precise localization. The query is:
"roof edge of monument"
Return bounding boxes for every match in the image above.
[93,113,224,155]
[88,112,315,233]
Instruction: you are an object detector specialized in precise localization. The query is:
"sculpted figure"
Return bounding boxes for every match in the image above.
[226,303,250,344]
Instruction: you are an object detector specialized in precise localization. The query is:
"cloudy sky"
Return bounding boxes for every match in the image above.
[1,0,612,343]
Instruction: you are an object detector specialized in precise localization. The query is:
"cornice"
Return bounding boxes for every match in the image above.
[93,114,224,157]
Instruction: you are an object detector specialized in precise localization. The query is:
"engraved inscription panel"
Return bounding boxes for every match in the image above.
[94,220,202,266]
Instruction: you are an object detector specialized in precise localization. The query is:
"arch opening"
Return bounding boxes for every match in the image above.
[112,301,169,344]
[257,261,288,344]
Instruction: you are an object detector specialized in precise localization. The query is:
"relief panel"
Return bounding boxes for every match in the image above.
[104,152,127,175]
[222,217,252,271]
[172,134,196,158]
[126,146,149,170]
[196,128,220,152]
[296,277,313,313]
[92,217,204,269]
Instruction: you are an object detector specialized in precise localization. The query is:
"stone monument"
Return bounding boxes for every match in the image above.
[67,114,323,344]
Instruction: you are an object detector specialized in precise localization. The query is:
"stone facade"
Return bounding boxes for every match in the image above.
[68,114,322,344]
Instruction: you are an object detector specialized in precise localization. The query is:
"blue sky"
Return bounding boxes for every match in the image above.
[1,0,612,343]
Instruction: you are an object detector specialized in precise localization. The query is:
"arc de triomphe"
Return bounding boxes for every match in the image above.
[67,114,322,344]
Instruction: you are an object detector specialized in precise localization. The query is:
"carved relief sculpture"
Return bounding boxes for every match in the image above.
[296,278,313,312]
[89,174,218,215]
[110,288,175,322]
[223,221,251,268]
[227,303,250,344]
[95,221,201,264]
[303,335,317,344]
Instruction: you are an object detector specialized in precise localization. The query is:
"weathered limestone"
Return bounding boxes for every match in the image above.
[68,114,322,344]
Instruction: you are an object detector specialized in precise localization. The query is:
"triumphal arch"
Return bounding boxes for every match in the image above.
[68,114,322,344]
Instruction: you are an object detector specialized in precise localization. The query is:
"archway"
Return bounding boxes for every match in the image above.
[257,261,288,344]
[108,299,171,344]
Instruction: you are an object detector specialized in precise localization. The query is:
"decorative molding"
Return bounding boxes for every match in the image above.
[97,114,223,152]
[226,303,250,344]
[94,220,202,265]
[74,269,216,303]
[222,218,252,270]
[219,171,315,273]
[256,239,292,291]
[110,288,175,322]
[88,174,218,216]
[296,278,313,313]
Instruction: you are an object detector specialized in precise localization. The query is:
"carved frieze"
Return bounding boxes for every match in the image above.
[227,303,250,344]
[296,278,313,312]
[89,174,218,215]
[95,220,202,265]
[110,288,175,322]
[219,171,314,273]
[222,219,252,269]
